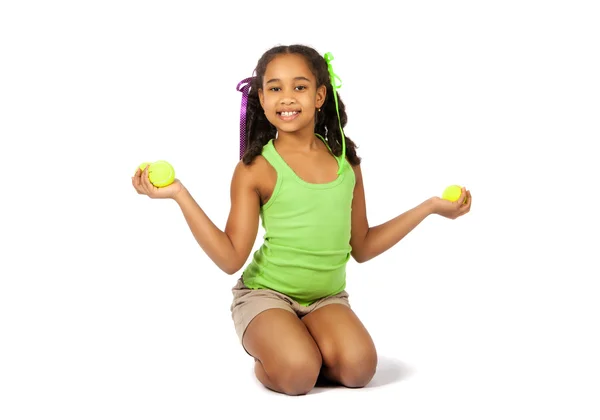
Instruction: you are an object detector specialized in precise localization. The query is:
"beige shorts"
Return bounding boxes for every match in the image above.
[230,276,351,347]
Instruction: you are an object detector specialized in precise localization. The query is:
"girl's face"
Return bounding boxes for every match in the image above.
[258,53,326,135]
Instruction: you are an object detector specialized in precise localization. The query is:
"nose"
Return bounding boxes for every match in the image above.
[279,89,296,105]
[280,97,296,105]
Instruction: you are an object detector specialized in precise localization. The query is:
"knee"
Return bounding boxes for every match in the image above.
[271,352,322,396]
[333,346,378,388]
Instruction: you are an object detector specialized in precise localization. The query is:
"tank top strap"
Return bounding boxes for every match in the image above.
[261,139,291,176]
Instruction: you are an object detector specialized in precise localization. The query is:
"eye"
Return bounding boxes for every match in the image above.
[295,85,307,91]
[269,87,281,92]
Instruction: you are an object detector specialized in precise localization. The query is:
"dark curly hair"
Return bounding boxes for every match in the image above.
[240,44,361,167]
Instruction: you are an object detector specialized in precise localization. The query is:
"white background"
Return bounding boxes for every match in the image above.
[1,0,599,419]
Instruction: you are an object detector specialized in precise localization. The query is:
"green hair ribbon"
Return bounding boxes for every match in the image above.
[324,52,346,174]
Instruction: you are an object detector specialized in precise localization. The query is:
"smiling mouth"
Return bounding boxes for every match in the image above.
[277,110,301,121]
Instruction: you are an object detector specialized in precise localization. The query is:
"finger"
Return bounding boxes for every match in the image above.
[131,176,142,194]
[140,167,151,194]
[133,168,144,188]
[137,166,148,193]
[142,166,156,195]
[457,187,467,206]
[131,172,145,194]
[459,191,472,215]
[133,167,143,182]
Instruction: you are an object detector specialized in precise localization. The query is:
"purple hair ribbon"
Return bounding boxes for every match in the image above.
[236,77,253,160]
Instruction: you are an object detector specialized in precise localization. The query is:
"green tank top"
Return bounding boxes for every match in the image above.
[242,137,356,306]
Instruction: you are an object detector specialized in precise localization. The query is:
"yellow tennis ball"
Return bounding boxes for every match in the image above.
[148,160,175,187]
[442,185,464,202]
[139,162,151,171]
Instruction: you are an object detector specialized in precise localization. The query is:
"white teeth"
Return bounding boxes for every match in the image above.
[281,111,298,116]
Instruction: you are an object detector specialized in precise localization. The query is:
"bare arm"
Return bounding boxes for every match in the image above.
[173,161,260,274]
[349,164,470,263]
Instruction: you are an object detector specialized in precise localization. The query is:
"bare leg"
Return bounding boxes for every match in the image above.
[243,308,323,395]
[302,304,377,388]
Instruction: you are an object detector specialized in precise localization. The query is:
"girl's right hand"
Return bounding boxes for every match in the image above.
[131,165,184,199]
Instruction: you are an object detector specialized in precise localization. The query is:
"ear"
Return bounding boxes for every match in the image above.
[315,84,327,109]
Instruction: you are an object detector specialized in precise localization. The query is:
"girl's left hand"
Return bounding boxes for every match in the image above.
[430,187,472,220]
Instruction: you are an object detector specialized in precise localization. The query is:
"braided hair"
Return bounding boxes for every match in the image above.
[241,45,361,167]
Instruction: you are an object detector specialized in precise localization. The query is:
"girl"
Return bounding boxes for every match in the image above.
[131,44,472,396]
